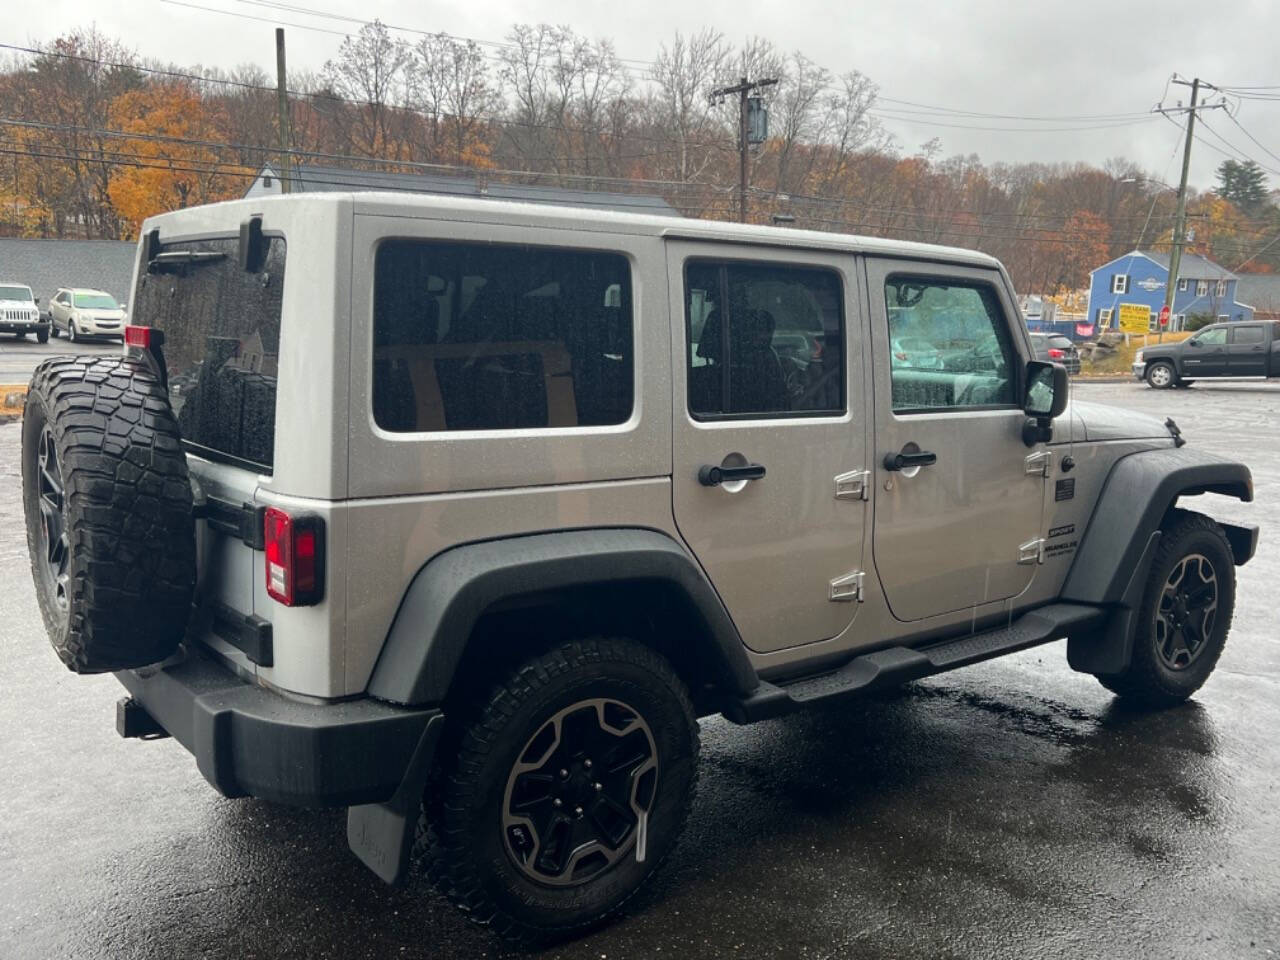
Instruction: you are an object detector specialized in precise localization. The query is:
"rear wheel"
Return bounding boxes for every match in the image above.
[1095,511,1234,707]
[420,637,699,945]
[1146,361,1175,389]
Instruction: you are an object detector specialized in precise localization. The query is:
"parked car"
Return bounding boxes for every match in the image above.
[0,281,49,342]
[48,288,127,342]
[1028,332,1081,374]
[21,194,1257,945]
[1134,320,1280,387]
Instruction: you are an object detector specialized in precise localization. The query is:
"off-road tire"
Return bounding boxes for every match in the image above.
[22,356,196,673]
[36,326,49,344]
[417,637,699,945]
[1095,510,1234,707]
[1145,361,1175,389]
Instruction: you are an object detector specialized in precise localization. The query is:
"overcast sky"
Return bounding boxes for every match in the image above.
[17,0,1280,191]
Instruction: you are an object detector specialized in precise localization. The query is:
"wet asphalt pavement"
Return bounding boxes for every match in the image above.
[0,336,116,386]
[1,379,1277,960]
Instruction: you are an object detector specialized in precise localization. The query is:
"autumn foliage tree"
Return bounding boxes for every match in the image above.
[106,82,249,236]
[2,23,1277,289]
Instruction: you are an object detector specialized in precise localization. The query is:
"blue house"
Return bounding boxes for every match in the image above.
[1085,250,1254,333]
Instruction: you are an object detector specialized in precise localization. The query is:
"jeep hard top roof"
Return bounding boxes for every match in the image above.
[142,192,1005,273]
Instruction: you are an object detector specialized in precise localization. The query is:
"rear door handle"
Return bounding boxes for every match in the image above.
[699,463,766,486]
[883,447,937,471]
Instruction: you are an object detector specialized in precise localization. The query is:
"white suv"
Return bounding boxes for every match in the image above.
[0,282,48,342]
[49,287,126,342]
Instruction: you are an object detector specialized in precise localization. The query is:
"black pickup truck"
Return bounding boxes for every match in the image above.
[1134,320,1280,388]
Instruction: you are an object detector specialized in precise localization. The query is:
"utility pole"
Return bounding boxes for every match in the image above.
[275,28,292,194]
[1156,76,1225,341]
[710,76,778,222]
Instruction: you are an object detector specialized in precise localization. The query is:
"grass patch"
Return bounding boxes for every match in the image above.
[1079,332,1193,377]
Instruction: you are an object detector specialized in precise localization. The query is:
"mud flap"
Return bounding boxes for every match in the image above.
[347,713,445,885]
[1066,531,1161,676]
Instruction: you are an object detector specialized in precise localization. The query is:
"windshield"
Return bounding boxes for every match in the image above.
[132,235,285,472]
[73,292,119,310]
[0,285,34,301]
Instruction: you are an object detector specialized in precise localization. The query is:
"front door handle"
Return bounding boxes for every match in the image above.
[698,462,766,486]
[883,446,937,472]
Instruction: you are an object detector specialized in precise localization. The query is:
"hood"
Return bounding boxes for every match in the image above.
[1054,399,1171,443]
[75,309,126,320]
[0,298,37,309]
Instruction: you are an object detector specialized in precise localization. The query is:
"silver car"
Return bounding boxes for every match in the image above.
[21,193,1258,945]
[48,287,126,341]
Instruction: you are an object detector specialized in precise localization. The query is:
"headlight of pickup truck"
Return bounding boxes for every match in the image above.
[1135,350,1144,363]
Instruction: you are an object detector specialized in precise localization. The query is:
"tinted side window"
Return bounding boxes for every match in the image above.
[1231,325,1264,344]
[373,240,633,432]
[884,277,1017,412]
[685,260,843,418]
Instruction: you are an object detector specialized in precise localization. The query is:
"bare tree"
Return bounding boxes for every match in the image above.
[409,34,496,166]
[323,21,411,159]
[649,29,732,183]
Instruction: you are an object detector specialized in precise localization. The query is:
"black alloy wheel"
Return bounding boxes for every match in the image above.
[1153,553,1218,671]
[502,697,658,887]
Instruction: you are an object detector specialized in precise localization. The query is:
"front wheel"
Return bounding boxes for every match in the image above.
[1095,511,1235,707]
[1146,361,1175,389]
[420,637,699,944]
[67,321,78,343]
[36,326,49,344]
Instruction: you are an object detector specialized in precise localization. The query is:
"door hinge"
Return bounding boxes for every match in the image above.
[1018,538,1046,565]
[829,570,865,602]
[834,469,871,501]
[1024,450,1053,477]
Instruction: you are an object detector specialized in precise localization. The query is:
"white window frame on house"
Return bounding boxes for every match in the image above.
[1111,274,1129,294]
[1177,278,1188,292]
[1215,279,1227,297]
[1196,280,1209,296]
[1217,314,1229,322]
[1098,307,1113,326]
[1173,313,1186,331]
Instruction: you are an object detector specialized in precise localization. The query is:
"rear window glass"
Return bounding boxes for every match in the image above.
[372,240,633,432]
[132,236,284,472]
[1047,335,1073,348]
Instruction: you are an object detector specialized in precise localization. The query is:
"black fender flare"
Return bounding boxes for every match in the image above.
[1063,446,1253,674]
[365,527,759,707]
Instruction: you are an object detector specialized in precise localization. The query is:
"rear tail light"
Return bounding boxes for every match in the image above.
[124,324,154,348]
[1048,348,1065,359]
[264,507,325,606]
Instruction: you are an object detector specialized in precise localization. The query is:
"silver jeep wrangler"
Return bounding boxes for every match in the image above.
[21,193,1258,943]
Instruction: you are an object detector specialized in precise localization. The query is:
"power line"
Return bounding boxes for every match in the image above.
[870,111,1157,134]
[1220,111,1280,171]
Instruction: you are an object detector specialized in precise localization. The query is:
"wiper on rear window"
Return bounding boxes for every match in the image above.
[147,250,228,273]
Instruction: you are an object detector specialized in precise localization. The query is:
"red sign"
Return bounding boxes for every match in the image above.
[1159,305,1170,326]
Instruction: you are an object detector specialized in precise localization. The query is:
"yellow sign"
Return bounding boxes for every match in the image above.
[1117,303,1152,333]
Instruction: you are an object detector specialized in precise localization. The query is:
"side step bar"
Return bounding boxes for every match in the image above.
[725,603,1104,724]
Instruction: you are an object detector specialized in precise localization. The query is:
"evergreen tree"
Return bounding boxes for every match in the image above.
[1216,159,1270,214]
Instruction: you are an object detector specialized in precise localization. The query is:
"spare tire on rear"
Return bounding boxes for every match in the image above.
[22,356,196,673]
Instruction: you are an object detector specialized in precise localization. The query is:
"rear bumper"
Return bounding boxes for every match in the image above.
[115,650,440,807]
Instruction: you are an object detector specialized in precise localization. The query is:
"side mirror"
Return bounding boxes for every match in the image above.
[1187,338,1200,347]
[33,297,40,305]
[1022,360,1068,446]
